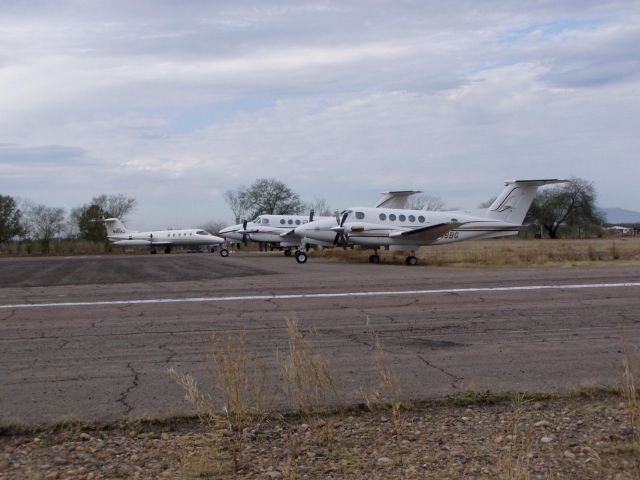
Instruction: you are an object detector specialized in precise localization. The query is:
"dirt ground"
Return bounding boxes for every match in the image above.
[1,391,638,479]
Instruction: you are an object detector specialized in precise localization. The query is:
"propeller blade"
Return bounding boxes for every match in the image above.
[340,211,349,227]
[309,209,314,222]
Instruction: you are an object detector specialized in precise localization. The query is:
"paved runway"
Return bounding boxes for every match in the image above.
[1,253,639,423]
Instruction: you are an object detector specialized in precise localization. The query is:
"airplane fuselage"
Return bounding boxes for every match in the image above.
[109,228,224,247]
[294,207,520,248]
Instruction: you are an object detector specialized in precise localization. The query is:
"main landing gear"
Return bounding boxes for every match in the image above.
[405,250,418,265]
[150,248,157,254]
[219,248,229,257]
[164,246,172,254]
[284,248,292,257]
[369,252,380,263]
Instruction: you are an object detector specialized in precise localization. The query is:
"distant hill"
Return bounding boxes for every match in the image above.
[602,208,640,224]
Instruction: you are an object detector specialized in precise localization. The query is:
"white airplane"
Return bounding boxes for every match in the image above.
[218,211,332,256]
[218,190,423,254]
[101,218,228,255]
[293,179,567,265]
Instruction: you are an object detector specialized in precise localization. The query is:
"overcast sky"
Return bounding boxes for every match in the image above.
[1,1,639,229]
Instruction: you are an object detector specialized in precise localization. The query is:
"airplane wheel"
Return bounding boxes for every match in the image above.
[405,255,417,265]
[369,254,380,264]
[284,249,292,257]
[150,249,157,254]
[164,247,171,254]
[295,251,307,264]
[220,248,229,257]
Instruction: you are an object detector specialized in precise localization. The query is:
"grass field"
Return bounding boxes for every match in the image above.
[317,236,640,267]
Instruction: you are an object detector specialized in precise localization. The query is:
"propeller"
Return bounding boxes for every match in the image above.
[309,209,314,223]
[241,219,249,246]
[332,210,350,247]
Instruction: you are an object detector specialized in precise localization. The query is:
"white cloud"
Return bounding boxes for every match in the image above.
[0,1,639,229]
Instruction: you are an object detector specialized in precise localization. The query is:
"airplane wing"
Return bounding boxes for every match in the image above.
[279,228,296,237]
[388,222,464,241]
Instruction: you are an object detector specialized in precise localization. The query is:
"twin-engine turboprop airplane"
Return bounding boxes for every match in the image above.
[293,179,567,265]
[219,211,333,256]
[102,218,227,255]
[218,190,423,253]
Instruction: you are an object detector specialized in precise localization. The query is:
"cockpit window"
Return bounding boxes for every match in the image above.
[262,218,269,224]
[195,230,209,235]
[355,211,365,220]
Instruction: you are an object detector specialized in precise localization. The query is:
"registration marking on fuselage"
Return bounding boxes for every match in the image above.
[1,282,640,310]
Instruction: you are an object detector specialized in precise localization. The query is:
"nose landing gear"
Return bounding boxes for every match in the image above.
[295,251,308,263]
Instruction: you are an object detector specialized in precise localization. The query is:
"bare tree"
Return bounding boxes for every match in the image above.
[235,178,305,219]
[92,194,137,220]
[527,177,604,239]
[305,197,332,216]
[406,194,446,211]
[478,196,497,208]
[199,221,227,235]
[223,186,250,224]
[23,202,66,252]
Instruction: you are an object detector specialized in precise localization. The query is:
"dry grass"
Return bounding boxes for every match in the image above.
[168,330,270,475]
[497,393,534,480]
[363,319,404,440]
[315,237,640,266]
[280,318,337,412]
[619,328,640,477]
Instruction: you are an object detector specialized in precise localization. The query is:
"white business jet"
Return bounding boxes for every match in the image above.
[218,190,423,254]
[293,179,567,265]
[102,218,227,255]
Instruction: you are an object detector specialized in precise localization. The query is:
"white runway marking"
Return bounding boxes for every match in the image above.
[1,282,640,310]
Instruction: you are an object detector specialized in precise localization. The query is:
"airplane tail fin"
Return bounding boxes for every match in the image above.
[375,190,423,209]
[485,179,568,224]
[103,218,128,237]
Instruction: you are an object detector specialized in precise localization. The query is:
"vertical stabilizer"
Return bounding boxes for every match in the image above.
[375,191,423,209]
[486,179,567,224]
[103,218,128,238]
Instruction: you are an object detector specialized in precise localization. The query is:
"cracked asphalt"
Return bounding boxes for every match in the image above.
[1,252,639,424]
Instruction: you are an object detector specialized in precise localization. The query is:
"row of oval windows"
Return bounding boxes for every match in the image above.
[276,219,308,225]
[377,213,426,222]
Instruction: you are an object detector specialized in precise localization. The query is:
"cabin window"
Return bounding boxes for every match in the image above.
[451,218,458,222]
[280,219,285,225]
[408,215,416,222]
[418,216,425,223]
[379,213,387,221]
[355,211,365,220]
[288,219,293,225]
[389,214,397,221]
[295,219,301,225]
[399,214,406,222]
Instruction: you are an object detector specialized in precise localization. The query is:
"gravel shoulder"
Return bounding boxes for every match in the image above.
[1,391,637,479]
